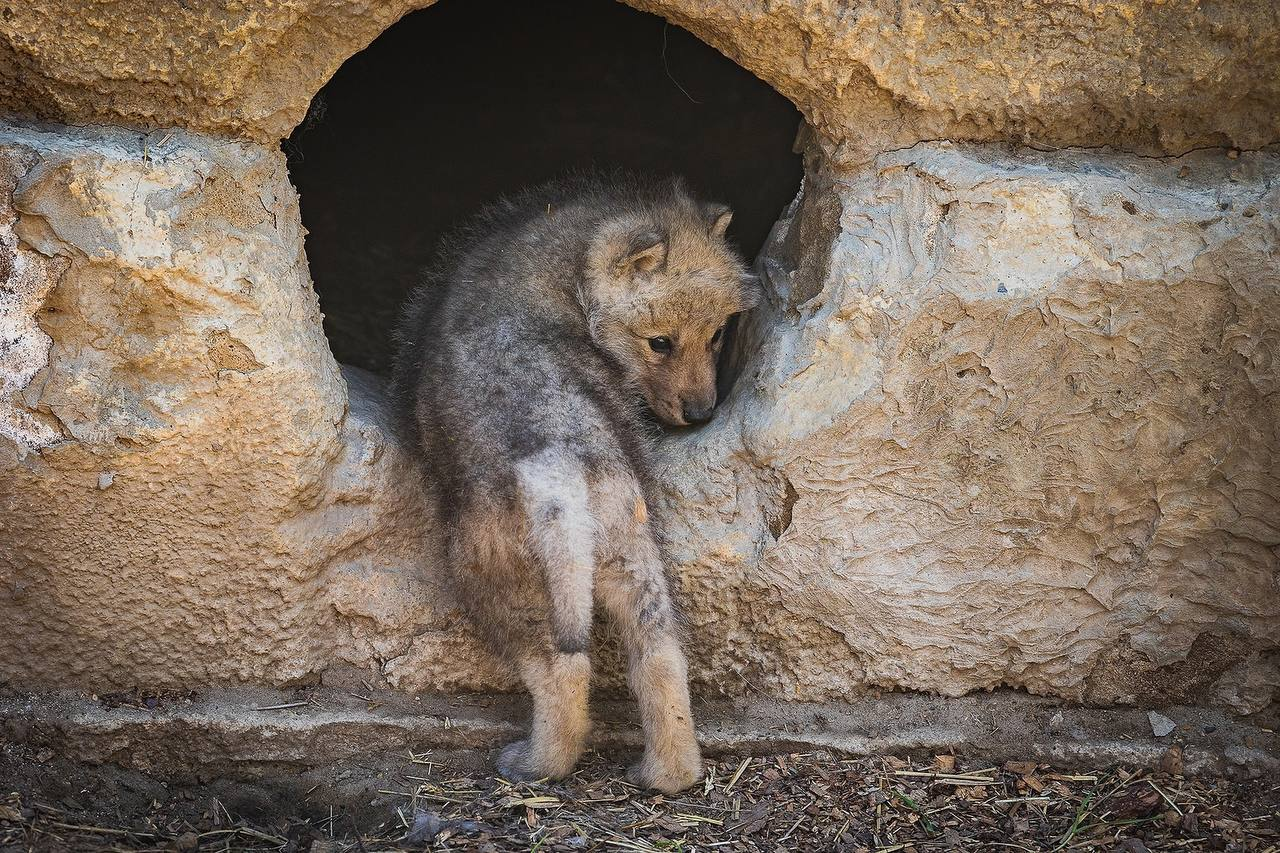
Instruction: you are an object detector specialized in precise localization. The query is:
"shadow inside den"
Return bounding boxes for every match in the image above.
[285,0,803,375]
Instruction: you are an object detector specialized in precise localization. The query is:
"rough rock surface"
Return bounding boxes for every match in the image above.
[1,0,1278,718]
[0,124,495,693]
[2,1,1278,158]
[655,142,1280,711]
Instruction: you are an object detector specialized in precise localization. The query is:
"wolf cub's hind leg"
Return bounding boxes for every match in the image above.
[598,484,703,794]
[497,649,591,781]
[493,449,599,781]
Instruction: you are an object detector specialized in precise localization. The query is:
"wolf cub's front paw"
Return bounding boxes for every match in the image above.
[626,748,705,795]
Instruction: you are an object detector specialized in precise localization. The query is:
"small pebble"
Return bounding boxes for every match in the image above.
[1149,711,1177,737]
[403,810,441,844]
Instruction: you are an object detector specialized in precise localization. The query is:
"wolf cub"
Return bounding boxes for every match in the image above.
[390,175,757,793]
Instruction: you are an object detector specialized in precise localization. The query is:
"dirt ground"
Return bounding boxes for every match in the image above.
[3,732,1279,853]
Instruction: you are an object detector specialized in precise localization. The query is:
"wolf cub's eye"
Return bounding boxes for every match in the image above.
[648,336,673,354]
[711,325,725,345]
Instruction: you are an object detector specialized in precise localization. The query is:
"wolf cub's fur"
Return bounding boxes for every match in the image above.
[390,175,757,793]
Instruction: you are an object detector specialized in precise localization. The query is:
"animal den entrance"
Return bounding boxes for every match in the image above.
[285,0,803,378]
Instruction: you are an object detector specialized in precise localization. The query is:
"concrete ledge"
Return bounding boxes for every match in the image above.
[2,689,1276,779]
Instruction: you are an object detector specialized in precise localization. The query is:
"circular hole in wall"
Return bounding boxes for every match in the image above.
[285,0,803,376]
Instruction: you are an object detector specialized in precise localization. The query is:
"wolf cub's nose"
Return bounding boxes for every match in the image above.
[681,401,715,425]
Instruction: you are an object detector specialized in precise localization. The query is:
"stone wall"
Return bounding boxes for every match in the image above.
[4,1,1277,157]
[1,1,1277,715]
[662,141,1280,713]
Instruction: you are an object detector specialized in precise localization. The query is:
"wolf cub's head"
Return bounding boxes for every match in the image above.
[581,185,760,427]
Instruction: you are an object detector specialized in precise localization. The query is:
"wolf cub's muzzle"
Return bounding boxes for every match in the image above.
[680,397,716,425]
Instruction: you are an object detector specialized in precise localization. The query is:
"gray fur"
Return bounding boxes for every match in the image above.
[390,173,755,792]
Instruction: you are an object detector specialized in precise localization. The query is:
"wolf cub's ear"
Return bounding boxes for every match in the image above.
[614,229,668,276]
[705,203,733,238]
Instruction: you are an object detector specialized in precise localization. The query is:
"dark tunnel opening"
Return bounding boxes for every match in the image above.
[285,0,804,375]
